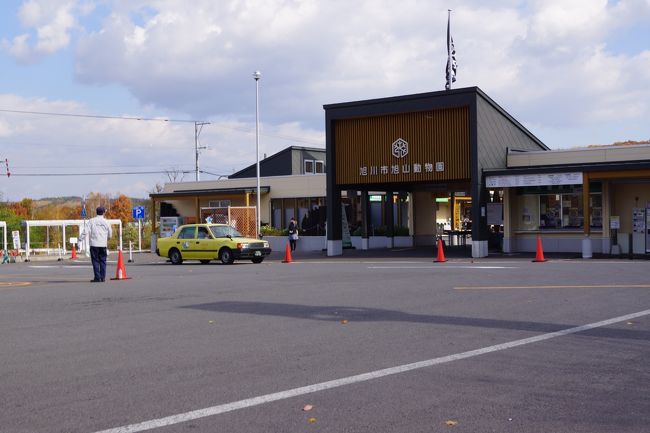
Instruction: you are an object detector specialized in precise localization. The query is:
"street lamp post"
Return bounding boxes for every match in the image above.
[253,70,261,237]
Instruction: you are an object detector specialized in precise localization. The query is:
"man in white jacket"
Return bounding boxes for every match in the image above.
[85,206,112,282]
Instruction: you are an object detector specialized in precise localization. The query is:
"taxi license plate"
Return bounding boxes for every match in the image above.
[254,250,261,256]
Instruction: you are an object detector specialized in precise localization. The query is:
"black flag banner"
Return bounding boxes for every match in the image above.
[445,10,457,90]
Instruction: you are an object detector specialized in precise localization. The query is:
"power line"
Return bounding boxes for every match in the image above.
[0,108,201,123]
[199,170,229,178]
[10,170,194,177]
[0,108,325,146]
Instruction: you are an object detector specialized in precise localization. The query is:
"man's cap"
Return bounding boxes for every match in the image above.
[96,206,106,215]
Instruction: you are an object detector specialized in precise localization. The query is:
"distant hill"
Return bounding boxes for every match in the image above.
[33,196,149,209]
[34,197,82,208]
[587,139,650,148]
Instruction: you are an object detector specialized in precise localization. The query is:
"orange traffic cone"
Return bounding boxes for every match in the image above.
[111,250,132,280]
[70,244,77,260]
[282,241,293,263]
[533,235,547,262]
[434,238,447,263]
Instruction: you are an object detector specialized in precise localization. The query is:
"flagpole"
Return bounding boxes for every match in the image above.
[446,9,452,90]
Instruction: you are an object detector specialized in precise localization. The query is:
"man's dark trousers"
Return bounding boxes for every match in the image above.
[90,246,108,281]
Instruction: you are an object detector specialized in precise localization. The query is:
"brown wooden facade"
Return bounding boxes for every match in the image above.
[334,107,471,185]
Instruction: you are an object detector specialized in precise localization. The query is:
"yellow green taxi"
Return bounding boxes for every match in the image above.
[156,224,271,265]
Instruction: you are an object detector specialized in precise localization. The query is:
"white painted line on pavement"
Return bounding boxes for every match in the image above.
[92,309,650,433]
[368,265,518,269]
[29,263,115,269]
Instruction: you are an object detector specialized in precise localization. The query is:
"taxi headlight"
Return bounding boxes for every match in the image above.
[237,243,250,249]
[263,242,269,248]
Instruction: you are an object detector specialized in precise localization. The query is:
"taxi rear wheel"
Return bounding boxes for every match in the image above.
[169,248,183,265]
[251,257,264,264]
[219,248,235,265]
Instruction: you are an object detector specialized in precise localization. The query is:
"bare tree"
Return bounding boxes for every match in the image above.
[164,167,186,183]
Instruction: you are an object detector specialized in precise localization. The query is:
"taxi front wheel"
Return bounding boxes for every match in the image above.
[220,248,235,265]
[169,248,183,265]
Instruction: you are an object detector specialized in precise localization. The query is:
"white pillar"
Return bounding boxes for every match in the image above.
[582,235,593,259]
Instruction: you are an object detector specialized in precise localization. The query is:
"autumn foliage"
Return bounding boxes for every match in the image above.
[1,193,149,250]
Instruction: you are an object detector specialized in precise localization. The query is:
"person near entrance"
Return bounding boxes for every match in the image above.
[288,217,299,252]
[84,206,113,282]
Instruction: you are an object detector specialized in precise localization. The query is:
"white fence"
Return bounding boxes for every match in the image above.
[23,219,123,261]
[0,221,6,252]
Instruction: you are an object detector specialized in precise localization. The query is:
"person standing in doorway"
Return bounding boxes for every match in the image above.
[85,206,112,282]
[288,217,299,252]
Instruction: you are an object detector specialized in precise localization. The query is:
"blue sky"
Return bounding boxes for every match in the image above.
[1,0,649,201]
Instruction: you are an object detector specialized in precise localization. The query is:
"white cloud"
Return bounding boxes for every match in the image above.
[2,0,78,62]
[528,0,609,46]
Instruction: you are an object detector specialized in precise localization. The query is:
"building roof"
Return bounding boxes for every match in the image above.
[484,143,650,177]
[150,186,271,200]
[324,86,549,152]
[229,145,325,178]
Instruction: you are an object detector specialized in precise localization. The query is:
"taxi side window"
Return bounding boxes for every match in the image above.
[211,226,227,237]
[178,227,196,239]
[198,227,210,239]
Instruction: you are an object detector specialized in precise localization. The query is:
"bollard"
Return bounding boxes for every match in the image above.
[128,241,134,263]
[57,243,63,261]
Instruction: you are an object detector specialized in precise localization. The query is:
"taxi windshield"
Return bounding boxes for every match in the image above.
[209,225,243,238]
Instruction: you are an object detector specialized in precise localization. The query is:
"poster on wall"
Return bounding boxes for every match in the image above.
[341,207,352,248]
[632,208,645,233]
[487,203,503,225]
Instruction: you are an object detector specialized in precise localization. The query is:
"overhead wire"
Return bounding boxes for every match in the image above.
[10,170,194,177]
[0,108,198,123]
[0,108,325,146]
[1,107,323,178]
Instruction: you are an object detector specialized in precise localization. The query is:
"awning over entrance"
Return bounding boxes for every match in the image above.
[149,186,271,235]
[150,186,270,199]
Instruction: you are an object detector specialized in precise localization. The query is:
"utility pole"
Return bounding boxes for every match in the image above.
[253,71,261,237]
[194,122,210,181]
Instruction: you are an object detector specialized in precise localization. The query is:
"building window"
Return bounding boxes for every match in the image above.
[303,159,325,174]
[539,193,583,228]
[208,200,231,207]
[304,160,314,174]
[515,185,602,231]
[271,196,326,234]
[271,199,283,229]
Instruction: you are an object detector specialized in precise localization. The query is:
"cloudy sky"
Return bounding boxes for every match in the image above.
[1,0,649,201]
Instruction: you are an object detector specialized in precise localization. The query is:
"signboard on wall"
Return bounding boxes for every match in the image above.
[485,172,583,188]
[335,107,470,186]
[12,230,20,250]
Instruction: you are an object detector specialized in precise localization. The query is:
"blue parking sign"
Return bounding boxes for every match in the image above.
[132,206,145,219]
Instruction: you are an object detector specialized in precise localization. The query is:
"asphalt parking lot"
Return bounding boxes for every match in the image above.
[1,251,649,433]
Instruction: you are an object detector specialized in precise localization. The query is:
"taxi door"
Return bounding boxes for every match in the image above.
[195,226,218,260]
[175,226,198,260]
[208,225,231,257]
